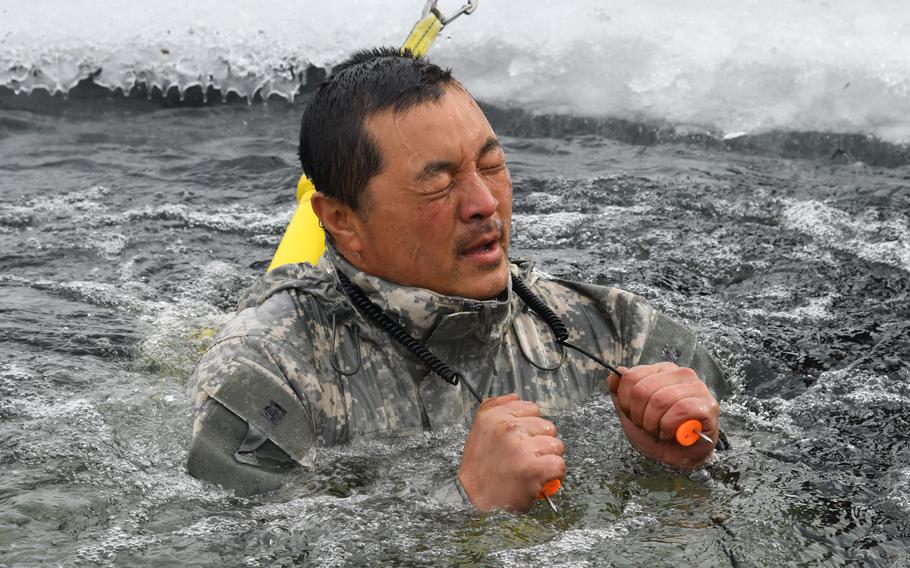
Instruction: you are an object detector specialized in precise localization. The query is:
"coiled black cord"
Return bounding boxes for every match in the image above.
[336,269,622,404]
[510,275,569,342]
[511,274,623,376]
[336,270,482,402]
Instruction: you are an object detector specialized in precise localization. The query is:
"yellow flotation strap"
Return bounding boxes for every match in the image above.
[267,4,474,272]
[267,176,323,272]
[401,12,444,57]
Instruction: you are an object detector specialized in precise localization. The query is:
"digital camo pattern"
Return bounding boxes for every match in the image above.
[186,244,727,479]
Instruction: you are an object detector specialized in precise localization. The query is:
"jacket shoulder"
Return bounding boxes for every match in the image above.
[237,261,338,311]
[529,272,731,398]
[529,272,655,345]
[218,289,312,345]
[216,264,342,352]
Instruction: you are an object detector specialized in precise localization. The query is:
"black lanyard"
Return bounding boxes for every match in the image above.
[335,270,622,403]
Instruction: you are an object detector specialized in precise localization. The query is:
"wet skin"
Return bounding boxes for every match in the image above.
[312,85,513,301]
[609,364,719,470]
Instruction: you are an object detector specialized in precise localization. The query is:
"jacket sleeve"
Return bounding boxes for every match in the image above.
[186,337,318,495]
[187,398,295,495]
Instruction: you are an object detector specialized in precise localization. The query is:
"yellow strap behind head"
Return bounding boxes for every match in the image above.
[295,174,316,202]
[267,12,445,272]
[267,177,320,272]
[401,14,443,58]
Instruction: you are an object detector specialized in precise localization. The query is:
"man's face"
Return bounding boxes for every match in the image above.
[351,86,513,300]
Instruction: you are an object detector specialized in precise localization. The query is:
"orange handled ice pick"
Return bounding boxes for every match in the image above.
[537,478,562,512]
[535,368,714,513]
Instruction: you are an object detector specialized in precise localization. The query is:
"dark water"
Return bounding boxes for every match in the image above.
[1,98,909,567]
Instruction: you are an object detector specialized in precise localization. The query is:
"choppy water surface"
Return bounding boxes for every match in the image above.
[1,99,909,567]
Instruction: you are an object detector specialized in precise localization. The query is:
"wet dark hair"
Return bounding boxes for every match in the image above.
[298,47,458,213]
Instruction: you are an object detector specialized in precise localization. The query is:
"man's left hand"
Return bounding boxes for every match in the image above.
[607,362,719,469]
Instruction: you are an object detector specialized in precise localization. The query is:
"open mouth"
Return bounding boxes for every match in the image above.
[463,240,496,255]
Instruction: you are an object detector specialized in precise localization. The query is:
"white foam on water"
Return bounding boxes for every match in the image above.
[1,186,126,257]
[19,277,166,314]
[886,468,910,515]
[744,294,838,323]
[134,260,247,377]
[85,231,129,256]
[513,205,653,249]
[239,494,388,568]
[781,200,910,273]
[511,211,591,247]
[87,202,291,236]
[136,310,231,376]
[0,185,111,220]
[72,525,160,566]
[490,501,657,566]
[522,192,572,214]
[1,185,277,377]
[0,396,98,421]
[778,368,910,428]
[719,390,801,439]
[3,1,910,141]
[174,514,253,539]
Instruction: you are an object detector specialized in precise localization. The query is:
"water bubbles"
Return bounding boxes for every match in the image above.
[689,469,711,483]
[744,294,838,323]
[490,501,659,566]
[87,231,129,256]
[782,200,910,273]
[72,526,158,566]
[511,211,590,248]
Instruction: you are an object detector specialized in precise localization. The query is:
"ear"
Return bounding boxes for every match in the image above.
[310,192,365,255]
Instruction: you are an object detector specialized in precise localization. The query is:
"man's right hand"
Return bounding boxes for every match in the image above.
[456,393,565,513]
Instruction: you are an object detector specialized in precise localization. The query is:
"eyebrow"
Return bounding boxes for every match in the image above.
[478,136,502,157]
[415,136,503,181]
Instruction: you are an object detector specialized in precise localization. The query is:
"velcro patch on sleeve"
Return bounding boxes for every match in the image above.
[203,358,316,468]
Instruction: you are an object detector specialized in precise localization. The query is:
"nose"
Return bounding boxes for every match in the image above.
[457,172,500,223]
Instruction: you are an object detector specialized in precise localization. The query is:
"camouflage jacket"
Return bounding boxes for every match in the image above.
[186,245,729,495]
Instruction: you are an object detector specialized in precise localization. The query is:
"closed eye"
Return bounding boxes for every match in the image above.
[426,174,456,195]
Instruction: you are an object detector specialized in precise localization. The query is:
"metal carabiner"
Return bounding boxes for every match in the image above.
[421,0,478,26]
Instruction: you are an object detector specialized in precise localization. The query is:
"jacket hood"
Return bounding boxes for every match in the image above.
[236,258,337,312]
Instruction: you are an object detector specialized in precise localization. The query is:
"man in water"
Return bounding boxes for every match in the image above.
[186,47,726,513]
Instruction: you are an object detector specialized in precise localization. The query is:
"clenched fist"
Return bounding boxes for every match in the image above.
[608,362,720,469]
[457,394,565,513]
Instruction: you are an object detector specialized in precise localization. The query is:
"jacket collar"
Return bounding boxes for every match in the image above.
[322,243,528,344]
